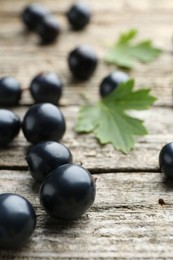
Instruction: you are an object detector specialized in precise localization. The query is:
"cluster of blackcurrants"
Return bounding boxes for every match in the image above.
[0,69,129,250]
[20,2,129,88]
[0,69,130,251]
[0,67,130,147]
[0,98,96,249]
[0,1,131,250]
[0,61,103,248]
[21,2,91,44]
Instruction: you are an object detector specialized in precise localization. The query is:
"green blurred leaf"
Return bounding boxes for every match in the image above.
[105,29,162,69]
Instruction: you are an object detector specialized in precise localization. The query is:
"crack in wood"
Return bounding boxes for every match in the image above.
[0,165,160,174]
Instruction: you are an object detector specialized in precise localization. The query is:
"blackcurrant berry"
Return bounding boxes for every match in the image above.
[159,142,173,179]
[22,103,66,144]
[99,71,129,97]
[36,15,61,44]
[68,45,98,80]
[30,72,63,104]
[39,164,96,220]
[67,2,91,30]
[0,109,20,147]
[0,193,36,250]
[21,3,49,30]
[27,141,72,182]
[0,77,22,106]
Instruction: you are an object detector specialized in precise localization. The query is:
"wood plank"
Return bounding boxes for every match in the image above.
[1,0,173,14]
[0,106,172,171]
[0,170,173,259]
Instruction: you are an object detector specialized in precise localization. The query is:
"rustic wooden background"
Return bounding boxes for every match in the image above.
[0,0,173,259]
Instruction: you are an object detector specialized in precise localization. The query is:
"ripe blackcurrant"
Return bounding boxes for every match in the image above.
[40,164,96,220]
[159,142,173,179]
[21,3,49,30]
[22,103,66,144]
[0,77,22,106]
[68,45,97,80]
[0,109,20,146]
[99,71,129,97]
[30,72,63,104]
[67,2,91,30]
[36,15,61,44]
[27,141,72,182]
[0,193,36,250]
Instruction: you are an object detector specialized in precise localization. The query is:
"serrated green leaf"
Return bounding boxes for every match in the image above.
[75,80,156,153]
[105,29,162,69]
[75,105,100,132]
[103,79,157,110]
[117,29,138,44]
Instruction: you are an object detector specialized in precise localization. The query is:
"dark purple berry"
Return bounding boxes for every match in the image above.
[159,142,173,179]
[0,109,20,147]
[100,71,129,97]
[39,164,96,220]
[0,77,22,106]
[68,45,97,80]
[67,2,91,30]
[30,72,63,104]
[0,193,36,250]
[37,15,61,44]
[27,141,72,182]
[22,103,66,144]
[21,3,49,30]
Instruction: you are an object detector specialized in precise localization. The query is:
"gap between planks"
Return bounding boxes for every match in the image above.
[0,165,160,174]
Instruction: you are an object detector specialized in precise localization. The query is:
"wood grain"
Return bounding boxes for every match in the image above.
[0,171,173,259]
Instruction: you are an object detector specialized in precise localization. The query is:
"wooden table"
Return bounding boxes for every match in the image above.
[0,0,173,259]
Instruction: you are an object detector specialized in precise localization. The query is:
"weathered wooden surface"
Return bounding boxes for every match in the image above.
[1,170,173,259]
[0,0,173,259]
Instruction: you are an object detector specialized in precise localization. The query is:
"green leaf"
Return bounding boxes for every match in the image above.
[75,80,156,153]
[105,29,162,69]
